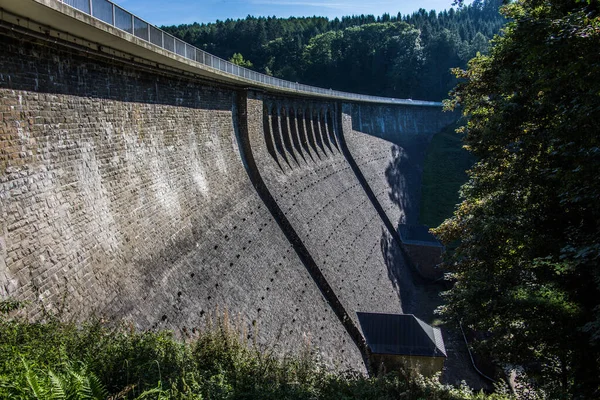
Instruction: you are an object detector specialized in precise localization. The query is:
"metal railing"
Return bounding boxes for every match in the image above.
[59,0,441,106]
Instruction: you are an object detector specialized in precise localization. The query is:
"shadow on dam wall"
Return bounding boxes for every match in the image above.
[339,100,459,319]
[339,102,458,320]
[0,22,465,378]
[340,104,490,389]
[235,91,369,367]
[347,103,458,227]
[336,103,424,320]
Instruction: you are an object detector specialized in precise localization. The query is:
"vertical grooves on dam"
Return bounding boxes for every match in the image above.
[235,91,369,365]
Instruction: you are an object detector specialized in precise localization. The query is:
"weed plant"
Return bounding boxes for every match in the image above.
[0,300,512,399]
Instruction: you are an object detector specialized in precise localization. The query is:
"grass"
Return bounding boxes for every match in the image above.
[419,123,475,229]
[0,303,512,399]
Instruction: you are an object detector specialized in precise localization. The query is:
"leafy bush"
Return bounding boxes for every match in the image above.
[0,300,512,399]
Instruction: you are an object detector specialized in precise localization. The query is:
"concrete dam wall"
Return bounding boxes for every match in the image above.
[0,18,456,371]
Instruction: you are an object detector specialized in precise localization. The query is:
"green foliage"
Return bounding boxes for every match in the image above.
[162,1,505,101]
[0,359,108,399]
[0,297,25,315]
[436,0,600,397]
[0,316,513,399]
[229,53,253,68]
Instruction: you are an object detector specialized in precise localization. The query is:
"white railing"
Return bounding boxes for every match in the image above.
[60,0,441,106]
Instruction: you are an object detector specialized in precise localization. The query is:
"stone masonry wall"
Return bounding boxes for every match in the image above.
[249,96,408,332]
[0,30,363,370]
[345,103,456,227]
[0,25,457,373]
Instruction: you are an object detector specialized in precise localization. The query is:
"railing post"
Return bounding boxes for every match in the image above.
[111,3,115,25]
[89,0,93,15]
[161,31,164,48]
[147,22,150,42]
[131,14,134,35]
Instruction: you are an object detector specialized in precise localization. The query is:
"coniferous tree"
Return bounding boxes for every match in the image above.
[162,0,505,101]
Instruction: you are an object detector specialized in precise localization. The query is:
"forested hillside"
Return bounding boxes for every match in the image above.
[162,0,505,101]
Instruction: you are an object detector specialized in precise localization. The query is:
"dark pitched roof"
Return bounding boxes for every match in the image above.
[357,312,447,358]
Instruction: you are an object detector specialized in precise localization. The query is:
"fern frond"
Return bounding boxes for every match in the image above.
[49,370,68,400]
[78,377,93,400]
[22,359,46,400]
[87,373,108,400]
[64,362,108,400]
[69,369,85,387]
[68,364,88,400]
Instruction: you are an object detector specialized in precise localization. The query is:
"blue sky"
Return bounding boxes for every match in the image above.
[112,0,462,26]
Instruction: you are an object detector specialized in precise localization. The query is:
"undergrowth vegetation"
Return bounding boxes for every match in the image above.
[0,301,512,399]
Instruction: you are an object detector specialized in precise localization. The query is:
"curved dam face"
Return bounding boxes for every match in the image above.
[344,103,454,227]
[0,25,455,370]
[250,97,406,333]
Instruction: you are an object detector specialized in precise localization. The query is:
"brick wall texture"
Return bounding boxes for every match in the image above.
[0,29,455,372]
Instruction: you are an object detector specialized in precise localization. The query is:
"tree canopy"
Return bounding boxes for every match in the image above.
[229,52,253,68]
[436,0,600,396]
[162,0,505,101]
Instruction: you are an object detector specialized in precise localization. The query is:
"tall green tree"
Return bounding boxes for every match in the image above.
[436,0,600,396]
[229,53,253,68]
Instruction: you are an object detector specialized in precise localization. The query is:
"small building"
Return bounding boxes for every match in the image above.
[398,224,445,280]
[357,312,447,377]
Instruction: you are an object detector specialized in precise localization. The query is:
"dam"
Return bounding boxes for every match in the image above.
[0,0,457,374]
